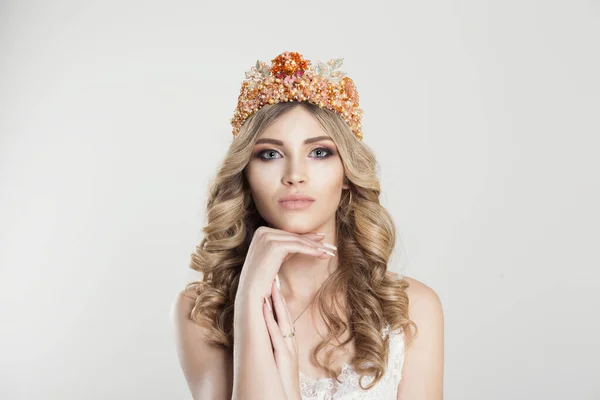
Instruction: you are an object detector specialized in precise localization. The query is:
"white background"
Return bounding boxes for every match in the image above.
[1,1,598,399]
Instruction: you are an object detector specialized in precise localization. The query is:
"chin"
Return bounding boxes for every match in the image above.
[269,218,319,234]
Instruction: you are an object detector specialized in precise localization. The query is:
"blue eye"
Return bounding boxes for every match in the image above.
[311,147,333,158]
[257,149,282,160]
[255,147,334,161]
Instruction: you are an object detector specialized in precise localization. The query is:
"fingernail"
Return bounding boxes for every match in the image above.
[320,248,335,257]
[264,296,272,311]
[275,274,280,290]
[323,243,337,251]
[315,232,326,235]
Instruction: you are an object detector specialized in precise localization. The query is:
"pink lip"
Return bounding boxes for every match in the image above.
[279,199,314,210]
[278,193,315,202]
[278,193,315,210]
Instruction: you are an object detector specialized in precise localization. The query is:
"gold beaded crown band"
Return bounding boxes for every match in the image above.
[231,51,364,141]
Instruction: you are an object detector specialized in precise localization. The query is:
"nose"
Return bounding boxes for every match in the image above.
[281,156,307,186]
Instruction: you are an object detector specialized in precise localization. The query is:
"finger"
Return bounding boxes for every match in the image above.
[305,234,340,251]
[273,240,336,261]
[263,296,284,354]
[301,232,326,241]
[257,226,325,241]
[265,233,337,262]
[273,278,297,352]
[263,297,275,350]
[271,278,294,342]
[279,291,299,355]
[278,280,294,326]
[265,236,330,262]
[293,232,337,251]
[257,226,328,250]
[262,230,332,251]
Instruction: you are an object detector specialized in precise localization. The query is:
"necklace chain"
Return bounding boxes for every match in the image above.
[288,254,333,326]
[292,293,317,325]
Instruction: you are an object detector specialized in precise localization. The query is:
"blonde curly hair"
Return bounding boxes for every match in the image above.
[183,101,417,390]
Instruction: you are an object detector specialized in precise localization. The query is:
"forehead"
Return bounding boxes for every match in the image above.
[258,107,329,142]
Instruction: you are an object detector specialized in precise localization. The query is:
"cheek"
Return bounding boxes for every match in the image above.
[311,162,345,194]
[246,165,276,202]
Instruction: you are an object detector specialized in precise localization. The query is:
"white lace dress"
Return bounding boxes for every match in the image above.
[299,323,405,400]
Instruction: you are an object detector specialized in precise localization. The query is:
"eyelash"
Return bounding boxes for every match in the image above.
[254,147,335,161]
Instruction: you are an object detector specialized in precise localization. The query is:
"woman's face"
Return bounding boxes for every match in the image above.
[244,106,348,233]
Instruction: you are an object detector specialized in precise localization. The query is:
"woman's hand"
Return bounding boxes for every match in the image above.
[263,277,301,400]
[236,226,334,301]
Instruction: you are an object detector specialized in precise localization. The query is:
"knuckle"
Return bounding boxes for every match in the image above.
[300,236,318,247]
[264,239,276,250]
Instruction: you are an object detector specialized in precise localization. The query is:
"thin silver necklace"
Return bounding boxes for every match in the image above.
[292,292,318,325]
[290,257,332,326]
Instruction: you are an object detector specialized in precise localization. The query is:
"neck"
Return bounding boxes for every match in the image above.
[277,228,338,304]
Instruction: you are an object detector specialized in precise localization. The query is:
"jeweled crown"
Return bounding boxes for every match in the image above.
[230,51,364,140]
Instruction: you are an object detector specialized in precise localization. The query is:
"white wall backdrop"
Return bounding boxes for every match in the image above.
[1,0,598,399]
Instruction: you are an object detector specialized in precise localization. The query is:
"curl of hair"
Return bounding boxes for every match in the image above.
[183,101,417,390]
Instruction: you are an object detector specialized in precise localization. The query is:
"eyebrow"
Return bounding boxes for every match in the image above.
[255,135,333,145]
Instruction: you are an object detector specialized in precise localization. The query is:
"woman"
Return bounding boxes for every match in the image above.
[171,51,444,399]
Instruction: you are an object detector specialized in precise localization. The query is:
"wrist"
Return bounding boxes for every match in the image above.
[234,287,267,323]
[235,285,267,306]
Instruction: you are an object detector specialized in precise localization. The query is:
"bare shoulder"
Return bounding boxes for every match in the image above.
[169,289,232,400]
[170,288,208,340]
[402,275,444,318]
[396,275,444,399]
